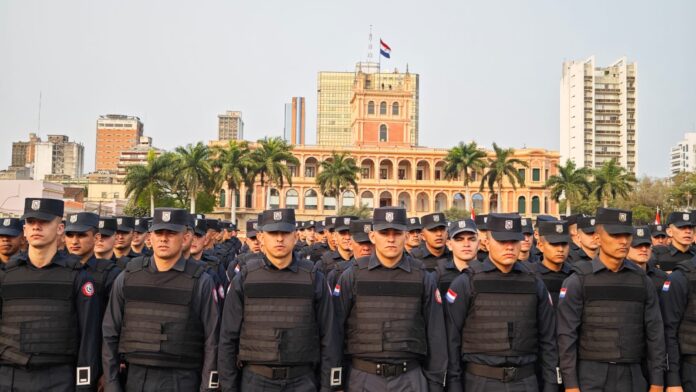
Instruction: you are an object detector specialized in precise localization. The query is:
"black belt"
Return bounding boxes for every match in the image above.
[684,356,696,365]
[466,363,536,383]
[351,358,420,378]
[246,364,313,380]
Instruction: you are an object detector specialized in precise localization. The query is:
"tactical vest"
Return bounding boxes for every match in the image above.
[238,258,319,365]
[534,265,570,307]
[87,258,118,296]
[435,259,463,297]
[118,257,206,369]
[0,257,81,366]
[575,262,647,363]
[674,260,696,355]
[345,257,428,359]
[461,263,539,356]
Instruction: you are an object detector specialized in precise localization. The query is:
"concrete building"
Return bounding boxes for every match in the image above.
[317,62,419,147]
[218,111,244,141]
[670,132,696,175]
[32,135,84,180]
[11,133,41,168]
[116,136,163,181]
[0,180,64,217]
[560,56,637,173]
[284,97,306,145]
[96,114,144,172]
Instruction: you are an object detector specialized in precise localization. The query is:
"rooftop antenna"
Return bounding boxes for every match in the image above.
[37,91,42,136]
[367,25,373,63]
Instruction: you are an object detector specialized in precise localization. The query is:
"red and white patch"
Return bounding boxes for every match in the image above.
[435,289,442,304]
[217,285,225,299]
[81,282,95,297]
[212,288,219,304]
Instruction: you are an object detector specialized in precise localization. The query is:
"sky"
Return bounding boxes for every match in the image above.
[1,0,694,178]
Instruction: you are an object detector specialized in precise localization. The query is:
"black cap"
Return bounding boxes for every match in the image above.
[372,207,408,231]
[538,220,570,244]
[566,214,583,226]
[350,219,373,243]
[0,217,22,237]
[114,216,135,232]
[191,215,207,236]
[334,216,359,232]
[98,217,117,236]
[487,213,524,241]
[648,223,667,237]
[632,226,652,247]
[133,218,149,233]
[259,208,296,232]
[406,217,423,231]
[246,220,258,238]
[296,221,305,230]
[595,207,633,235]
[206,219,221,232]
[448,219,477,238]
[222,221,237,231]
[474,214,489,230]
[421,212,447,230]
[535,214,557,229]
[520,217,534,235]
[151,208,189,232]
[65,212,99,233]
[577,216,596,234]
[315,221,325,233]
[305,220,316,229]
[668,212,694,228]
[22,198,64,221]
[324,216,338,232]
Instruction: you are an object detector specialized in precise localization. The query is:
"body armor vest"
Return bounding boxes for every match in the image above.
[238,258,319,365]
[435,259,463,297]
[675,260,696,355]
[461,263,539,356]
[345,257,428,359]
[530,263,571,307]
[575,262,647,363]
[118,257,206,369]
[0,257,81,366]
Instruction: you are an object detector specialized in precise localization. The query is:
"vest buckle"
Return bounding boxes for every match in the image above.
[502,367,517,383]
[271,367,289,379]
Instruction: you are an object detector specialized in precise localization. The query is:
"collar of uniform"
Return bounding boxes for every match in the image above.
[590,257,633,273]
[444,258,457,270]
[480,258,526,273]
[27,251,71,269]
[262,255,299,272]
[418,243,450,258]
[669,244,695,256]
[537,260,572,274]
[150,256,187,272]
[85,255,98,269]
[368,253,412,272]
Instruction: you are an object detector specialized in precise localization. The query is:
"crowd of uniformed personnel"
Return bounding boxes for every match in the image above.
[2,197,696,391]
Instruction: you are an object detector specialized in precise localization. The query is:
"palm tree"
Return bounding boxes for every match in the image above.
[316,151,359,209]
[124,150,173,215]
[479,143,528,213]
[591,158,637,208]
[443,141,487,211]
[249,137,299,209]
[173,142,213,213]
[545,159,592,216]
[212,140,253,223]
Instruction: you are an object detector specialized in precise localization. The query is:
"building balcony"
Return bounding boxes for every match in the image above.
[596,120,621,125]
[596,99,620,104]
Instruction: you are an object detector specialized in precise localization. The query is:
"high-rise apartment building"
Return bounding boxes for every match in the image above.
[284,97,306,145]
[95,115,144,172]
[218,111,244,141]
[11,133,41,168]
[560,56,638,173]
[670,132,696,175]
[33,135,84,180]
[116,136,162,180]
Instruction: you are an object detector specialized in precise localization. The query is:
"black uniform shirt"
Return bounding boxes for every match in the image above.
[335,253,447,390]
[218,255,340,391]
[445,258,559,392]
[527,260,573,309]
[661,259,696,386]
[410,243,451,271]
[567,246,593,264]
[102,256,220,392]
[653,244,696,272]
[557,258,666,388]
[85,255,121,316]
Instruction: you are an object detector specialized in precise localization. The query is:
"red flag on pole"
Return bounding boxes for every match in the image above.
[471,209,476,221]
[654,207,661,225]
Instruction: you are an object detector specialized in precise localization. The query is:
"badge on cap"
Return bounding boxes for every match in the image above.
[162,211,171,222]
[483,217,488,223]
[556,224,563,233]
[98,221,104,229]
[273,211,282,221]
[135,219,140,225]
[363,224,371,233]
[521,219,528,226]
[505,220,513,230]
[385,212,394,222]
[433,215,440,222]
[657,225,663,231]
[590,218,596,225]
[331,217,336,224]
[252,222,258,230]
[637,228,644,237]
[458,221,466,228]
[410,218,416,224]
[31,200,40,211]
[117,218,123,225]
[618,213,627,223]
[3,219,10,227]
[70,215,78,223]
[344,217,350,225]
[684,214,690,221]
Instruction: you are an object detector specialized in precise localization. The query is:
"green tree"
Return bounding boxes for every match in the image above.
[124,151,174,215]
[669,172,696,210]
[545,159,592,216]
[212,140,253,223]
[249,137,299,209]
[479,143,528,213]
[591,158,637,208]
[443,141,487,211]
[443,207,471,221]
[338,204,372,219]
[316,151,359,210]
[173,142,213,213]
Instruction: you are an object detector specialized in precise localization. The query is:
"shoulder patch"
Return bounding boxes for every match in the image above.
[662,281,671,292]
[81,282,95,297]
[446,288,458,303]
[332,284,341,297]
[435,289,442,304]
[559,287,567,299]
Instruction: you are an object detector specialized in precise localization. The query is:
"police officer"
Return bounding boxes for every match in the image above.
[102,208,219,391]
[131,218,152,256]
[527,220,572,308]
[218,208,341,391]
[228,220,263,278]
[303,221,329,263]
[315,216,356,277]
[628,225,667,292]
[304,220,317,247]
[326,219,374,289]
[474,214,489,262]
[445,213,559,392]
[557,208,666,391]
[435,219,478,302]
[324,216,338,252]
[185,215,227,293]
[410,212,451,271]
[405,217,423,255]
[567,215,597,264]
[653,212,696,272]
[0,217,23,266]
[113,216,140,269]
[94,217,119,261]
[517,217,536,262]
[65,212,122,314]
[649,223,670,247]
[0,198,101,390]
[335,207,447,391]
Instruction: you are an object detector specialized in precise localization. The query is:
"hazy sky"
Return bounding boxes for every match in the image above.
[1,0,694,178]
